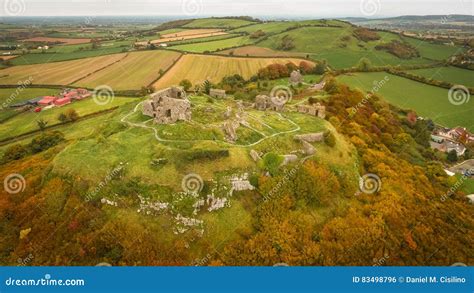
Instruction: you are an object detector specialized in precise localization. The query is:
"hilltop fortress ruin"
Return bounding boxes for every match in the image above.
[142,86,192,124]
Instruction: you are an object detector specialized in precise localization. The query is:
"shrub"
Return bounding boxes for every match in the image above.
[179,79,192,91]
[2,144,29,163]
[28,131,65,154]
[324,131,336,147]
[260,152,283,176]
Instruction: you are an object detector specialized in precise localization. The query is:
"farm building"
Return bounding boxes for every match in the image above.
[38,96,58,106]
[297,102,326,119]
[142,86,191,124]
[10,97,43,108]
[210,89,226,99]
[54,97,72,106]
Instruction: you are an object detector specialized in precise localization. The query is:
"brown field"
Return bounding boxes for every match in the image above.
[74,50,182,90]
[0,55,18,61]
[137,29,228,46]
[20,37,91,45]
[154,54,314,89]
[218,45,307,57]
[0,53,127,85]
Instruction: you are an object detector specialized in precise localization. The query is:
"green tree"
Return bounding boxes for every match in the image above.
[37,119,48,131]
[179,79,192,91]
[57,113,68,123]
[324,131,336,147]
[65,109,79,122]
[357,57,372,71]
[447,150,458,162]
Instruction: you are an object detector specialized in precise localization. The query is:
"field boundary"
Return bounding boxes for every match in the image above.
[146,53,184,88]
[68,52,130,85]
[0,106,120,146]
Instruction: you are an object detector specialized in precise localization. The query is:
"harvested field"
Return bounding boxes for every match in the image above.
[74,50,182,91]
[0,53,127,85]
[20,37,91,45]
[154,54,313,89]
[217,45,307,57]
[137,29,228,46]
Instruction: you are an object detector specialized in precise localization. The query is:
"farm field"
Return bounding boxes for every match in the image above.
[337,72,474,131]
[0,96,135,141]
[258,27,451,68]
[171,36,254,53]
[401,36,464,60]
[154,54,313,88]
[183,18,257,28]
[217,45,307,57]
[20,36,92,45]
[167,34,239,46]
[9,39,134,65]
[138,30,228,46]
[0,87,59,121]
[0,53,127,85]
[74,50,182,91]
[161,29,224,38]
[407,66,474,87]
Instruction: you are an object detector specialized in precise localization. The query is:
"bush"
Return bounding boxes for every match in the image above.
[184,149,229,161]
[28,131,65,154]
[324,131,336,147]
[2,144,29,163]
[179,79,192,91]
[260,152,283,176]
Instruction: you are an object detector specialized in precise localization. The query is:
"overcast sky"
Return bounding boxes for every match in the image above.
[1,0,473,18]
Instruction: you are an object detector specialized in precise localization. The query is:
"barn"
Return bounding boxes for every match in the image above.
[54,97,72,106]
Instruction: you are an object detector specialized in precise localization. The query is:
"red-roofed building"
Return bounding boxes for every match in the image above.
[38,96,57,106]
[75,88,92,100]
[54,97,71,106]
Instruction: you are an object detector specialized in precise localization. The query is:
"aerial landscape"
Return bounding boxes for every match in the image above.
[0,1,473,268]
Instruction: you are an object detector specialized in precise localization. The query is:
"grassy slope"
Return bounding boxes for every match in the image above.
[74,50,181,91]
[0,96,135,140]
[402,36,464,60]
[0,53,127,85]
[407,66,474,87]
[337,72,474,131]
[258,27,453,69]
[154,54,313,88]
[183,18,256,28]
[171,36,254,53]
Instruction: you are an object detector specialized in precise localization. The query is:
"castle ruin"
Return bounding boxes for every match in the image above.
[142,86,192,124]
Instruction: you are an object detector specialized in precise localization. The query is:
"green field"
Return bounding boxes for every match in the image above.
[0,96,135,141]
[258,27,438,69]
[230,19,347,35]
[10,40,134,65]
[402,36,464,60]
[407,66,474,87]
[183,18,257,29]
[0,87,59,121]
[337,72,474,131]
[171,36,254,53]
[167,33,240,46]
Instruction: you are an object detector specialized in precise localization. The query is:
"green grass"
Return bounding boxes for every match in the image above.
[10,40,133,65]
[337,72,474,131]
[402,36,464,60]
[231,19,347,35]
[407,66,474,87]
[0,87,59,121]
[0,96,135,141]
[171,36,254,53]
[258,26,453,69]
[168,34,240,46]
[183,18,257,29]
